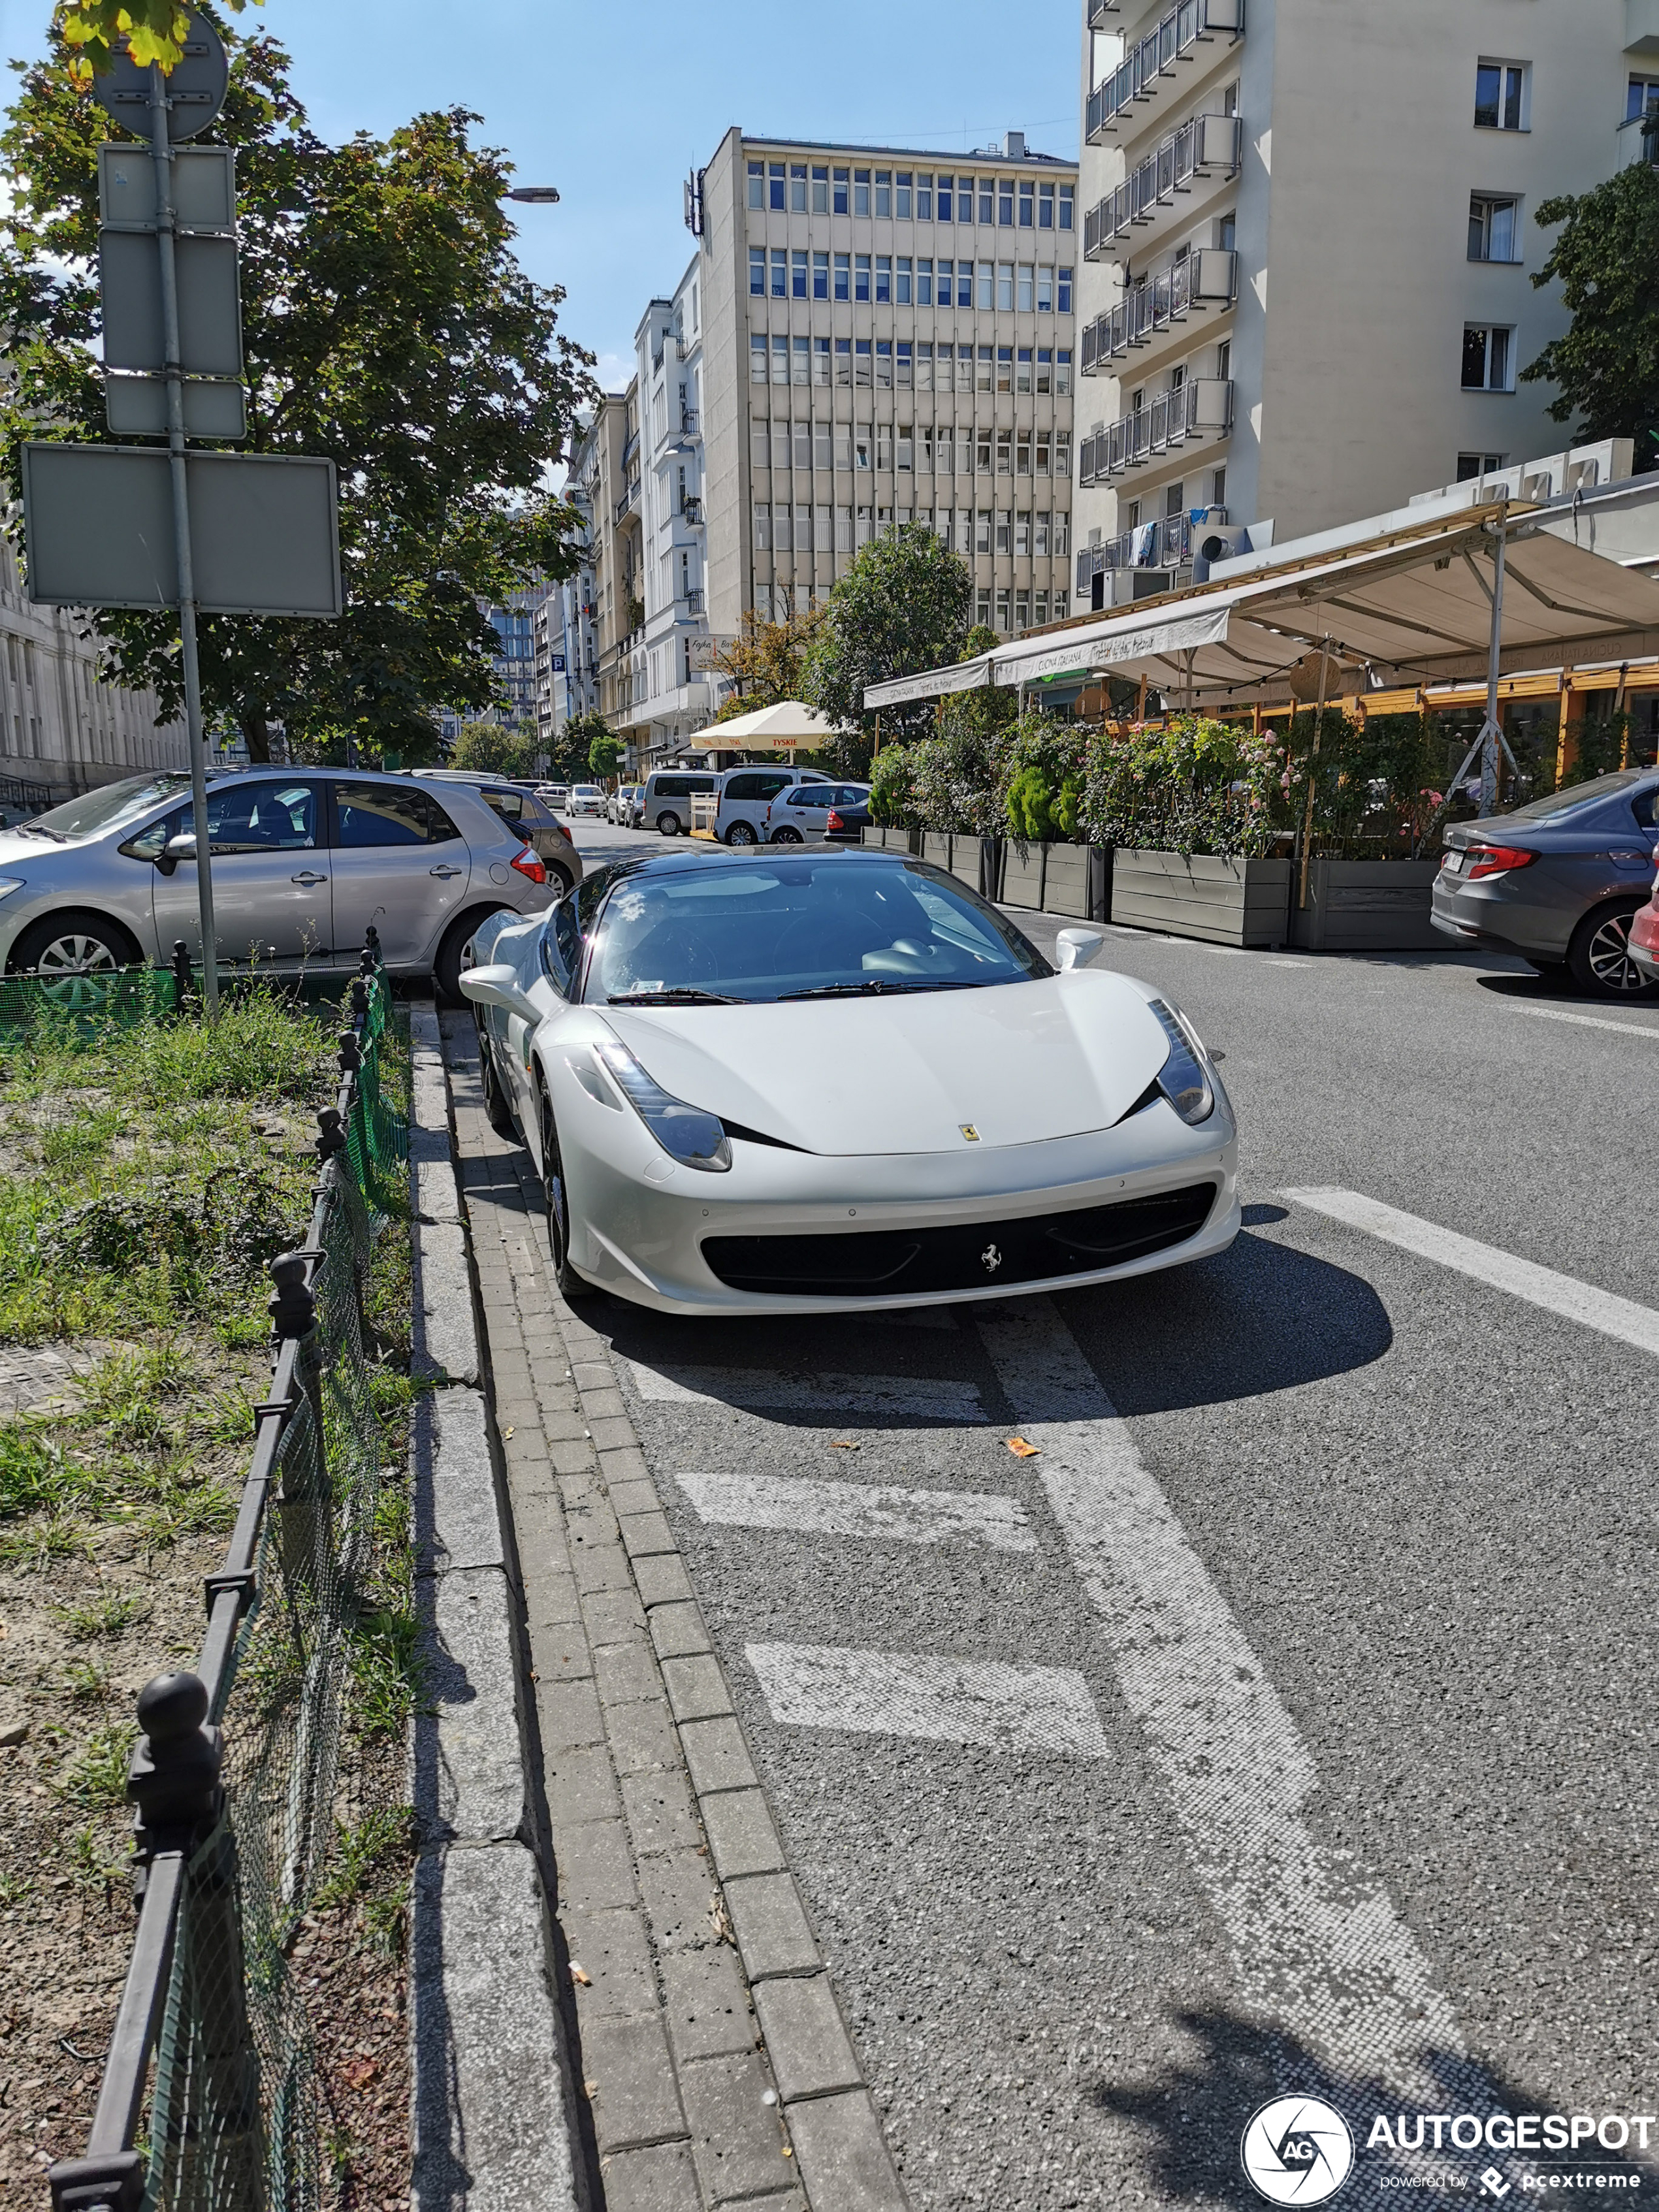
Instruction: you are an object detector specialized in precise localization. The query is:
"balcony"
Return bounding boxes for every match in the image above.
[1081,249,1236,372]
[1087,0,1119,18]
[681,406,700,436]
[613,477,641,524]
[1086,0,1245,143]
[1085,112,1242,259]
[682,588,705,615]
[681,494,704,525]
[1076,378,1234,482]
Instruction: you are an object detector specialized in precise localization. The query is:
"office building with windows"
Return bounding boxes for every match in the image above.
[690,125,1080,645]
[566,389,643,732]
[1073,0,1658,607]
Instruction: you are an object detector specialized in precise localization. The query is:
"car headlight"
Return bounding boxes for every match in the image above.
[592,1036,732,1172]
[1147,998,1214,1126]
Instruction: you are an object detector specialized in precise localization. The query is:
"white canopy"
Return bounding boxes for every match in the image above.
[709,699,840,749]
[862,497,1659,712]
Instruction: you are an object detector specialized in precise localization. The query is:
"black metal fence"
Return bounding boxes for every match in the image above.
[46,941,409,2212]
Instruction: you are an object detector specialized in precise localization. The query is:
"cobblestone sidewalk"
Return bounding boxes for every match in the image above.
[438,1012,907,2212]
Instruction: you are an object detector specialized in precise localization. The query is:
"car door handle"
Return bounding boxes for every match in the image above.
[429,864,464,879]
[291,871,328,886]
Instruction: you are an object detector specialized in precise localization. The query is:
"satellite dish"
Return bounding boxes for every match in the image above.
[92,7,228,142]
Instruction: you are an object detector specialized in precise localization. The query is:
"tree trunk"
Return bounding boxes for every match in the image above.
[241,709,272,764]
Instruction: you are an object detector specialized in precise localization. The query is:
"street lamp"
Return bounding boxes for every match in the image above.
[507,186,561,203]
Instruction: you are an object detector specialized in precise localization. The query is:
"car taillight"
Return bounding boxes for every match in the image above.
[764,803,772,821]
[1465,845,1538,880]
[826,809,845,831]
[510,845,546,885]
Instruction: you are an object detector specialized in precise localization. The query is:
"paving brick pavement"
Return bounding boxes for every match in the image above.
[438,1012,909,2212]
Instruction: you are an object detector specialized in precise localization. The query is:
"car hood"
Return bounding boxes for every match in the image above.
[601,972,1173,1155]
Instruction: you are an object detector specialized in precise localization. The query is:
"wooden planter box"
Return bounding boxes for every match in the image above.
[1112,850,1293,947]
[1000,843,1111,921]
[1289,859,1441,952]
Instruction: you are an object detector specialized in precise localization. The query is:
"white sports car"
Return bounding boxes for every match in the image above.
[460,846,1239,1315]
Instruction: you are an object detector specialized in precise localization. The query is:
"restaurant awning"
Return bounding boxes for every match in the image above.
[703,699,840,749]
[862,494,1659,713]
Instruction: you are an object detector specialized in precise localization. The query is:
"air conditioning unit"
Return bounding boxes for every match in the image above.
[1192,517,1251,581]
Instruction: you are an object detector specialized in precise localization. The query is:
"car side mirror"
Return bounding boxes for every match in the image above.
[1054,928,1105,972]
[155,831,197,876]
[459,962,541,1026]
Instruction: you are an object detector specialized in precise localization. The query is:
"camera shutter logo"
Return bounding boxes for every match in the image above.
[1240,2098,1355,2205]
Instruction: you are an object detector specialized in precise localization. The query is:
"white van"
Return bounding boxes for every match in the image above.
[714,766,833,846]
[640,769,720,836]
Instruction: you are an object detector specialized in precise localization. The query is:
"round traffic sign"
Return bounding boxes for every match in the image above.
[91,8,228,142]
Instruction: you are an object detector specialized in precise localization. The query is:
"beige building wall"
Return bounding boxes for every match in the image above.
[570,389,643,731]
[1076,0,1651,601]
[696,125,1080,645]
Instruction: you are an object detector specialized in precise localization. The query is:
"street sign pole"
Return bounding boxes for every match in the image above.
[148,65,219,1013]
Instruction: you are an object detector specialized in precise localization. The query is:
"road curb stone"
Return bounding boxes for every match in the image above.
[438,1011,909,2212]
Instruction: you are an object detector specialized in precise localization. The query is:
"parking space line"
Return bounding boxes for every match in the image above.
[1509,1004,1659,1041]
[976,1299,1464,2085]
[628,1362,988,1422]
[675,1470,1036,1552]
[1283,1186,1659,1356]
[747,1641,1112,1757]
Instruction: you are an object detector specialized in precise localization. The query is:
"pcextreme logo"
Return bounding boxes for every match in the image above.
[1242,2098,1357,2204]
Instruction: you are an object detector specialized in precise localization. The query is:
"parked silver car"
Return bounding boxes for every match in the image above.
[412,770,582,891]
[0,768,558,1001]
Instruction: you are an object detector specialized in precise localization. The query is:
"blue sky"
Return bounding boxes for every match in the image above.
[0,0,1080,389]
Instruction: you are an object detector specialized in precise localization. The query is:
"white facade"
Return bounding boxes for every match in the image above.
[0,538,186,801]
[693,127,1080,647]
[1074,0,1656,609]
[623,270,715,765]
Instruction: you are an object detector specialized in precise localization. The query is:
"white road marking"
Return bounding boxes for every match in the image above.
[976,1299,1465,2091]
[1509,1004,1659,1041]
[675,1470,1035,1552]
[747,1641,1110,1758]
[1284,1186,1659,1358]
[628,1362,986,1422]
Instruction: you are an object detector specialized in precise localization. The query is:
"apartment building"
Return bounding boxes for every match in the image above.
[566,389,644,731]
[692,125,1080,646]
[1073,0,1654,607]
[616,272,717,765]
[0,537,185,802]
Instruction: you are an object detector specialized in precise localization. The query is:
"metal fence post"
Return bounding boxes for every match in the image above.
[268,1251,334,1595]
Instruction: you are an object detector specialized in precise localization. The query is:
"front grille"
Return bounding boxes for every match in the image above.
[701,1183,1217,1298]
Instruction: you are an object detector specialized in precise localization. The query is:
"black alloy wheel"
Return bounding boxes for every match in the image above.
[539,1089,589,1300]
[725,820,758,846]
[770,824,804,844]
[1567,898,1659,1000]
[478,1025,515,1136]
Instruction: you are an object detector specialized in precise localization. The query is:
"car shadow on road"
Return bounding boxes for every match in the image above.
[1052,1226,1393,1416]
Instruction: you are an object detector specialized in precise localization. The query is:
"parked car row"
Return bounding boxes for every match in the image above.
[626,765,870,845]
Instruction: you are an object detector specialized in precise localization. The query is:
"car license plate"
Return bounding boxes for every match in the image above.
[1442,850,1464,873]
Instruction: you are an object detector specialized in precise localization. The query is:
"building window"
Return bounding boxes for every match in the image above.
[790,162,807,212]
[998,178,1014,226]
[877,426,894,470]
[834,166,850,215]
[1059,185,1074,231]
[812,164,830,214]
[835,336,852,384]
[1213,466,1227,507]
[976,345,993,395]
[1469,195,1520,263]
[1039,182,1055,231]
[1456,451,1506,481]
[836,505,853,551]
[1055,434,1071,481]
[834,252,850,301]
[793,336,810,384]
[897,341,913,387]
[897,427,914,472]
[855,168,871,216]
[750,334,767,382]
[1016,426,1031,470]
[976,588,991,626]
[1037,265,1053,313]
[747,159,764,210]
[976,509,992,554]
[814,335,831,385]
[876,255,892,303]
[1058,268,1073,314]
[771,249,787,298]
[1628,75,1659,120]
[997,347,1013,395]
[916,173,933,220]
[856,253,871,303]
[977,260,994,310]
[938,174,954,222]
[774,503,792,550]
[1019,180,1034,228]
[856,338,872,386]
[772,334,789,383]
[855,430,872,470]
[875,169,892,217]
[813,250,830,300]
[1036,428,1052,474]
[792,249,809,299]
[1036,349,1053,398]
[995,587,1011,631]
[750,247,765,297]
[753,502,771,549]
[897,256,912,305]
[1462,323,1513,390]
[917,257,933,306]
[1054,511,1070,556]
[769,161,786,210]
[1475,61,1527,131]
[1017,264,1033,312]
[876,339,893,389]
[1035,510,1050,556]
[1015,590,1030,630]
[978,176,995,225]
[917,340,933,392]
[897,171,912,219]
[1014,509,1031,556]
[814,423,832,469]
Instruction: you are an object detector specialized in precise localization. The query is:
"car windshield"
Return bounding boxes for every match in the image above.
[1501,770,1654,825]
[585,856,1050,1004]
[16,772,190,843]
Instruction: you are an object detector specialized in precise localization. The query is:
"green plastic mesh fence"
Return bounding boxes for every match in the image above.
[0,964,178,1038]
[137,976,408,2212]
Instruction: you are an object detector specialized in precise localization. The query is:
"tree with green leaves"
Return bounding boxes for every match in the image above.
[1522,162,1659,466]
[587,728,622,782]
[0,24,596,764]
[451,722,536,779]
[554,710,611,785]
[55,0,252,80]
[711,605,822,720]
[800,526,973,776]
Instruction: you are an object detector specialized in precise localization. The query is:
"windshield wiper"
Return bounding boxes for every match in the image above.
[778,978,984,1001]
[607,987,743,1005]
[15,824,67,842]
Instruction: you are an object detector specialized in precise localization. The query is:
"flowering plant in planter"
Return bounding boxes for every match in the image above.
[1082,717,1287,858]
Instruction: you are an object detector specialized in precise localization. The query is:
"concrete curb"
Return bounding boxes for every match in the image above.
[406,999,586,2212]
[438,1012,910,2212]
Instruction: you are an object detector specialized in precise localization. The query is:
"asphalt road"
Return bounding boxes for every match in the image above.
[560,814,1659,2209]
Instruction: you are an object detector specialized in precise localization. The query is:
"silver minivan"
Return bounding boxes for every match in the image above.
[0,768,558,1001]
[713,766,832,846]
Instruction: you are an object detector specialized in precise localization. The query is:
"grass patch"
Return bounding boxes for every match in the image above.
[59,1722,136,1810]
[51,1590,153,1640]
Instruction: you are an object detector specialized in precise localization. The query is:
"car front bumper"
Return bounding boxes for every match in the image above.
[556,1070,1240,1315]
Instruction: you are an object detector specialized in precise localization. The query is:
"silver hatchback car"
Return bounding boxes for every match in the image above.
[0,768,558,1001]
